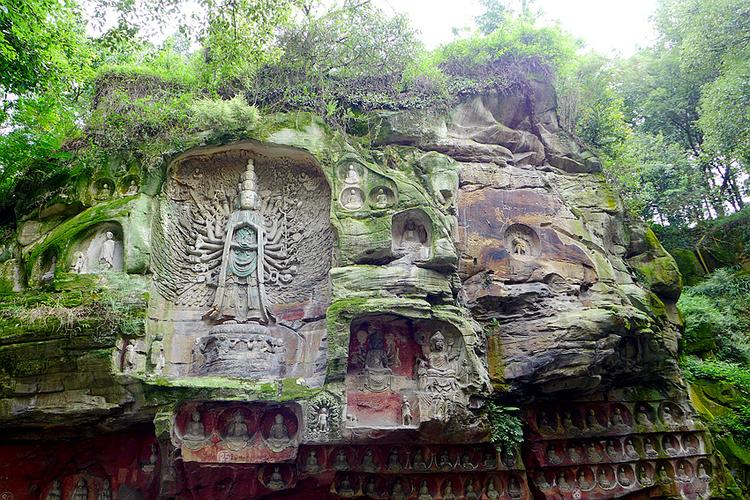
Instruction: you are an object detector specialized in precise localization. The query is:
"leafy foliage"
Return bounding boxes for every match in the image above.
[679,268,750,364]
[488,402,523,451]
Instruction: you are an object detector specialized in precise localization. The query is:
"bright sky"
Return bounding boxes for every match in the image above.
[375,0,658,56]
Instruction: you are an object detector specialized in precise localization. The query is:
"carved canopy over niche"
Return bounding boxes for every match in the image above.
[151,143,333,318]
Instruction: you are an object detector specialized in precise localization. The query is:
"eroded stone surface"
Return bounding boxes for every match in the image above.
[0,78,726,499]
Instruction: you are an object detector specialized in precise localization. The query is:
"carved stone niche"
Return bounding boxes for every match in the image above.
[149,143,333,380]
[174,401,302,463]
[66,222,125,274]
[92,177,115,200]
[504,223,541,258]
[344,315,476,430]
[391,209,432,263]
[120,175,140,196]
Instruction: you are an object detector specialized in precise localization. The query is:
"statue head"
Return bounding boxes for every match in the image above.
[191,410,200,422]
[274,413,284,424]
[105,231,114,240]
[430,330,446,351]
[233,411,243,422]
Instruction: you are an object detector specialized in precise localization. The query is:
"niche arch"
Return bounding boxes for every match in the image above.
[150,141,335,379]
[66,222,125,274]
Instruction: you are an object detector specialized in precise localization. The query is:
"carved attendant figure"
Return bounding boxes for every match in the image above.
[124,339,137,373]
[402,399,412,425]
[46,480,62,500]
[71,478,88,500]
[99,232,116,270]
[486,481,500,500]
[316,406,329,433]
[71,252,86,274]
[268,467,285,490]
[344,165,360,185]
[207,160,268,324]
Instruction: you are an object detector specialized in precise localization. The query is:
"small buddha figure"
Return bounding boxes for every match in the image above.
[644,437,658,457]
[316,406,329,433]
[72,478,88,500]
[598,468,612,488]
[683,435,699,453]
[225,411,248,440]
[663,406,676,426]
[375,188,388,208]
[547,445,563,465]
[536,473,550,489]
[98,479,112,500]
[412,449,427,470]
[501,448,516,468]
[618,466,632,487]
[342,187,363,210]
[606,440,619,459]
[361,449,376,472]
[344,165,360,185]
[268,467,285,490]
[508,476,522,498]
[391,480,406,500]
[578,470,592,490]
[464,481,478,500]
[511,235,530,255]
[364,477,378,496]
[568,445,582,462]
[698,463,710,482]
[70,252,86,274]
[482,450,497,469]
[387,448,401,471]
[267,413,290,446]
[657,464,671,484]
[46,480,62,500]
[334,449,349,471]
[486,480,500,500]
[99,232,117,270]
[339,478,356,497]
[587,442,603,462]
[537,410,550,429]
[418,480,432,500]
[586,408,604,431]
[126,180,138,195]
[563,410,578,432]
[611,407,627,427]
[442,480,456,500]
[99,183,111,199]
[676,463,690,483]
[398,218,429,260]
[558,472,572,492]
[437,449,453,470]
[637,406,652,426]
[360,329,393,392]
[460,453,475,470]
[402,399,412,425]
[664,436,678,456]
[185,410,205,440]
[624,438,639,459]
[304,450,320,472]
[638,465,653,485]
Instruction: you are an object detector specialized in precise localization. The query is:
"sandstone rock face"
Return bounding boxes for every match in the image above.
[0,79,728,499]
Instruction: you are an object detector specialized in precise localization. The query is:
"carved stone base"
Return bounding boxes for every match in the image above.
[192,323,287,378]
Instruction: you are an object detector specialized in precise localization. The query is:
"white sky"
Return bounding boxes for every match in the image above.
[375,0,658,56]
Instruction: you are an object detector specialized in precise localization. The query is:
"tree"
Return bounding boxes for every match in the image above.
[0,0,92,108]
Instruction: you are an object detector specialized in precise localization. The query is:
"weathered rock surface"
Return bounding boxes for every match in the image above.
[0,77,735,499]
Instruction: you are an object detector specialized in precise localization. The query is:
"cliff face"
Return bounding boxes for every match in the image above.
[0,75,736,499]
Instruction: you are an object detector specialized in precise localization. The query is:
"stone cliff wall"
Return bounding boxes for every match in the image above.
[0,75,739,499]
